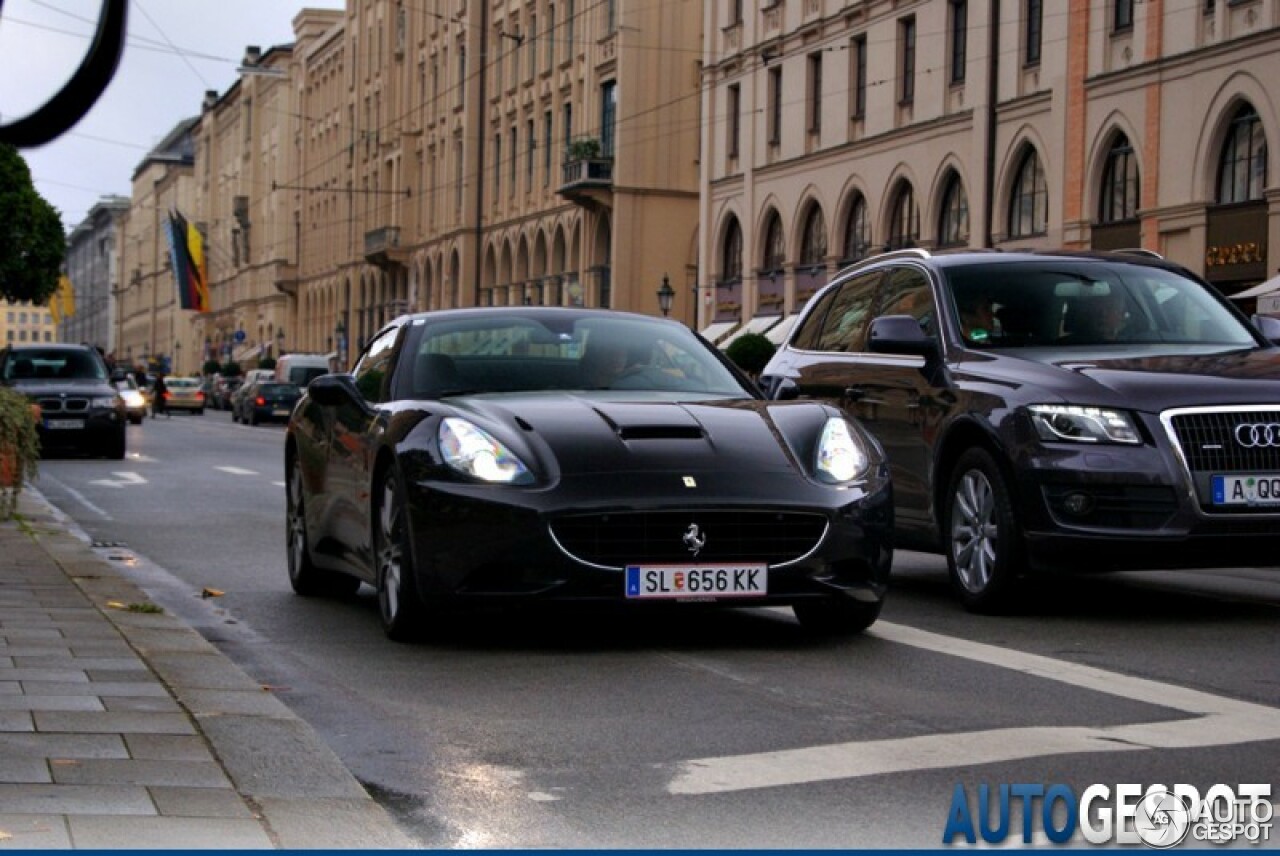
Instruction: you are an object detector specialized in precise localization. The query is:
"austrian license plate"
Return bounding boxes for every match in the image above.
[625,564,767,599]
[1211,474,1280,506]
[45,419,83,430]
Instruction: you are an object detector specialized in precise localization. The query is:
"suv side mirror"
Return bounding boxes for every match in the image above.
[867,315,938,357]
[1251,314,1280,346]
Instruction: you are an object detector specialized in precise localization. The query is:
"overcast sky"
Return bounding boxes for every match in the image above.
[0,0,343,228]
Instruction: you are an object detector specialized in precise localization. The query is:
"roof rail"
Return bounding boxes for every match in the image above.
[1112,247,1164,259]
[836,247,932,275]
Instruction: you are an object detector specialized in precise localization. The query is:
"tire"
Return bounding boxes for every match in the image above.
[943,447,1025,612]
[129,413,143,425]
[374,469,431,642]
[102,429,126,460]
[249,410,259,426]
[286,459,359,597]
[195,408,204,416]
[793,597,882,636]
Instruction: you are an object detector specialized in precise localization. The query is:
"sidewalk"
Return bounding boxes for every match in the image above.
[0,487,416,849]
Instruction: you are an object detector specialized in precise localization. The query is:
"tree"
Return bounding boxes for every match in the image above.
[0,144,65,306]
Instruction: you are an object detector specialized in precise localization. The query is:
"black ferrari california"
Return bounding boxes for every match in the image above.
[285,308,893,640]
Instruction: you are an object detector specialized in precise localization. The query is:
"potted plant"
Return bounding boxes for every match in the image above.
[725,331,777,380]
[0,385,41,519]
[566,138,601,161]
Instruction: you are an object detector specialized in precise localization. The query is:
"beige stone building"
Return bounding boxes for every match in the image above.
[115,119,200,376]
[699,0,1280,343]
[1,301,56,348]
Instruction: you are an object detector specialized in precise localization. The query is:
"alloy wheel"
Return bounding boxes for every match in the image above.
[377,479,404,623]
[950,468,998,594]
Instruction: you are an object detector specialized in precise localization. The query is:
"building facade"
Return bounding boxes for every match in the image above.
[61,196,129,355]
[1,301,56,348]
[116,119,199,376]
[699,0,1280,341]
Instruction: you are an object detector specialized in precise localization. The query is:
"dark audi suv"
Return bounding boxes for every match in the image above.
[0,344,127,459]
[761,248,1280,611]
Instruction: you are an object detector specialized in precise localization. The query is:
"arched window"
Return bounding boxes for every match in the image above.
[938,173,970,247]
[1217,104,1267,204]
[721,217,743,282]
[842,194,871,263]
[800,205,827,267]
[762,211,785,272]
[888,183,920,249]
[1008,147,1048,237]
[1099,134,1139,223]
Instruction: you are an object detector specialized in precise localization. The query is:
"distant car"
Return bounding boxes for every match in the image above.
[235,381,301,425]
[111,373,147,424]
[0,344,127,459]
[162,377,205,414]
[285,307,894,642]
[212,376,242,410]
[227,379,254,415]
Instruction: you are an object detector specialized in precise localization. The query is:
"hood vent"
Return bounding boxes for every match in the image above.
[617,425,704,441]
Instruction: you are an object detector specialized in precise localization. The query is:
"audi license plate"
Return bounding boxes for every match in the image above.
[1211,474,1280,506]
[625,564,767,599]
[45,419,83,430]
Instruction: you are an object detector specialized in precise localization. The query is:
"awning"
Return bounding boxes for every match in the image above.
[233,343,263,362]
[698,320,738,344]
[1228,273,1280,300]
[765,313,801,345]
[719,315,781,349]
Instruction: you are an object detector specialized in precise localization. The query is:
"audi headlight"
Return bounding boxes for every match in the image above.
[815,417,870,483]
[438,417,533,484]
[1028,405,1141,445]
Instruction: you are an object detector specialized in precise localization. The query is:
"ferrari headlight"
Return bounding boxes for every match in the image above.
[1028,405,1141,445]
[439,417,533,484]
[815,417,869,483]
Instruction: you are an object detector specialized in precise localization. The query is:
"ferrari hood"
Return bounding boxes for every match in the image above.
[449,394,817,477]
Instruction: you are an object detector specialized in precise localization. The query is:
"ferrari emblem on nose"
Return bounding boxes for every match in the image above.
[683,523,706,556]
[683,476,697,488]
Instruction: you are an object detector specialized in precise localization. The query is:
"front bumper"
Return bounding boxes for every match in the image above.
[404,469,895,607]
[36,409,125,449]
[1009,417,1280,573]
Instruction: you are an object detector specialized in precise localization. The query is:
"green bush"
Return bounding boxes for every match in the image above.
[220,362,242,377]
[202,359,221,376]
[0,386,40,519]
[725,332,776,377]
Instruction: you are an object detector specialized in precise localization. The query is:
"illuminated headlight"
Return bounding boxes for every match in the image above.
[1028,405,1141,445]
[91,396,119,408]
[439,417,533,484]
[815,417,870,483]
[120,391,145,408]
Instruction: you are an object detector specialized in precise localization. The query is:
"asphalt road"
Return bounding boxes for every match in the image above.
[32,411,1280,848]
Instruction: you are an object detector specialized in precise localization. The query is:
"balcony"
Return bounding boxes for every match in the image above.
[557,139,614,210]
[364,226,409,269]
[273,261,299,297]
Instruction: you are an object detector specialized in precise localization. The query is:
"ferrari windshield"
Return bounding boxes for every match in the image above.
[945,261,1258,349]
[406,311,748,398]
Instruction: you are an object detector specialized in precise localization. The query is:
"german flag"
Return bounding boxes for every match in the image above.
[165,209,210,312]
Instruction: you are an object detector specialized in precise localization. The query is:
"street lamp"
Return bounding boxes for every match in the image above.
[335,318,347,370]
[276,327,286,358]
[173,340,181,374]
[656,274,675,318]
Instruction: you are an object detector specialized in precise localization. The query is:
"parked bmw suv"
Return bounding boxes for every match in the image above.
[761,248,1280,611]
[1,344,127,459]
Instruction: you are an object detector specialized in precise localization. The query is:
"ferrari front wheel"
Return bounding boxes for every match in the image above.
[374,470,430,642]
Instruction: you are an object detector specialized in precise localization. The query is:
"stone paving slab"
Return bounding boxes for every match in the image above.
[48,758,231,789]
[65,815,274,849]
[31,711,196,735]
[147,787,256,819]
[0,784,156,815]
[0,759,52,784]
[0,814,73,849]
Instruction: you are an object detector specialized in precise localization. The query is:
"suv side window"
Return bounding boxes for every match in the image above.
[877,266,937,337]
[789,283,841,351]
[815,271,882,352]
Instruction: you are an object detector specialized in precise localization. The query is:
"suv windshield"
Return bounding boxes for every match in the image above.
[945,261,1257,349]
[3,348,107,381]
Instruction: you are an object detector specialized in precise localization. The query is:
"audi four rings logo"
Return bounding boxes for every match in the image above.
[1234,423,1280,448]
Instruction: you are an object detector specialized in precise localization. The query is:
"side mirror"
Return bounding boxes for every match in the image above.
[1251,314,1280,346]
[307,373,358,407]
[867,315,939,357]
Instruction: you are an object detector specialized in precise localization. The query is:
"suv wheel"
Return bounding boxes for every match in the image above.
[943,447,1024,612]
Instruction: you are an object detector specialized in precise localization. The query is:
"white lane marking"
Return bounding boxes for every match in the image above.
[272,481,286,487]
[667,620,1280,795]
[215,466,259,476]
[43,477,112,520]
[88,471,147,489]
[127,453,157,462]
